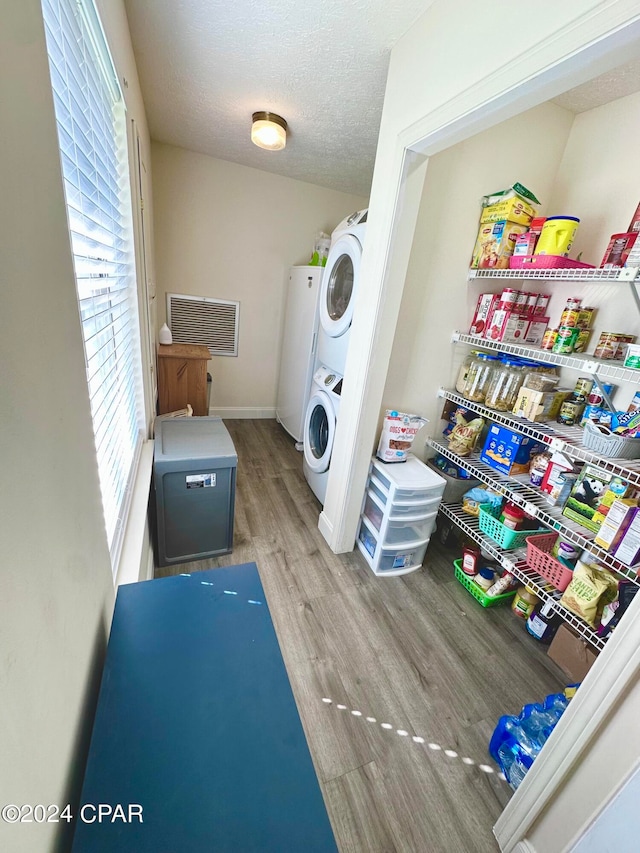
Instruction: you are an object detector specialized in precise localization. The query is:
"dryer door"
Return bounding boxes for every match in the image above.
[303,390,336,473]
[319,233,362,338]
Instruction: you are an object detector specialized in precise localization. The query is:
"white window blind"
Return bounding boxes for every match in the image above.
[42,0,144,570]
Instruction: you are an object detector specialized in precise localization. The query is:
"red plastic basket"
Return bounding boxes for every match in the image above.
[509,254,595,270]
[525,533,574,591]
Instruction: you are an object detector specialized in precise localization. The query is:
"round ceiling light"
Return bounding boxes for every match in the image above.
[251,111,287,151]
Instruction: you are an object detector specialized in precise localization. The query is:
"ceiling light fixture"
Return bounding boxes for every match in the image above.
[251,111,287,151]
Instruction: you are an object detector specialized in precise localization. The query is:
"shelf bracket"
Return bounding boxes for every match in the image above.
[451,330,461,343]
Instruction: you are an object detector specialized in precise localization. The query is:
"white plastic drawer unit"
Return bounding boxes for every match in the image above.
[356,455,446,577]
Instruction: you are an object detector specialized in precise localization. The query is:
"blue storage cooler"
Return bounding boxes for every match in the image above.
[153,417,237,567]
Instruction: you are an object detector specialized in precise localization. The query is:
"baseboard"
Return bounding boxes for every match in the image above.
[209,407,276,419]
[318,510,335,549]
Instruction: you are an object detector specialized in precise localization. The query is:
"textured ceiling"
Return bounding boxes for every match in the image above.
[552,57,640,113]
[123,0,435,196]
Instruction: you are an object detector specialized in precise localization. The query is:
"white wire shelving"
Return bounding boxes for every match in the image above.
[467,267,639,283]
[452,332,640,385]
[427,437,640,584]
[439,388,640,487]
[439,501,606,650]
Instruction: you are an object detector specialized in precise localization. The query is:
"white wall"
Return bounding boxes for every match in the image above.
[0,2,152,850]
[383,101,575,428]
[151,143,367,417]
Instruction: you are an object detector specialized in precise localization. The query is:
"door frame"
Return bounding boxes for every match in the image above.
[321,7,640,851]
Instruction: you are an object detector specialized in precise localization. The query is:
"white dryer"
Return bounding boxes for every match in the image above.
[317,209,367,374]
[302,365,343,505]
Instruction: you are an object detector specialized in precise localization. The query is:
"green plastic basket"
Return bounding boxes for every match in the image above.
[453,559,517,608]
[478,504,547,550]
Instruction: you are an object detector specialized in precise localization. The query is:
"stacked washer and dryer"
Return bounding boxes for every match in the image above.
[302,209,367,505]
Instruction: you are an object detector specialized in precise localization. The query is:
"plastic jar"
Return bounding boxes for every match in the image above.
[463,353,499,403]
[475,567,496,590]
[512,586,540,620]
[455,353,475,394]
[484,358,525,411]
[500,502,525,530]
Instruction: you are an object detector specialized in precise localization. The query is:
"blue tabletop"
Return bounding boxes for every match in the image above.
[72,563,338,852]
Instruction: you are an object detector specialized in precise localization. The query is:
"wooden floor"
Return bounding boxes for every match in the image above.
[156,419,565,853]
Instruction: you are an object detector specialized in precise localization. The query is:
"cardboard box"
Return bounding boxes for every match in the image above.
[594,501,638,551]
[524,316,550,347]
[512,387,572,423]
[547,624,598,682]
[540,452,574,496]
[469,292,500,338]
[480,197,536,226]
[480,424,545,476]
[563,465,616,533]
[470,220,529,270]
[485,308,530,342]
[591,478,635,527]
[613,510,640,566]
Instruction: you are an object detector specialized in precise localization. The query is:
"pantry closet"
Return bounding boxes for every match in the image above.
[380,60,640,852]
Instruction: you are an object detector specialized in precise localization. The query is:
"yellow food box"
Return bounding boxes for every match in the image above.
[470,219,529,269]
[480,197,536,226]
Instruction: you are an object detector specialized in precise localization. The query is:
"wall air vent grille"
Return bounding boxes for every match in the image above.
[167,293,239,357]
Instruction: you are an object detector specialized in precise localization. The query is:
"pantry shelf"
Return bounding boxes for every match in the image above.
[427,437,640,584]
[438,501,605,650]
[452,332,640,384]
[439,387,640,487]
[467,267,639,283]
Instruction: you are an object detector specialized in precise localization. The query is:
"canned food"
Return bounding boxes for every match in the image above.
[557,399,585,426]
[559,308,580,327]
[534,293,551,316]
[565,297,582,310]
[573,329,591,353]
[499,288,519,311]
[526,292,539,315]
[588,383,614,406]
[540,328,558,350]
[573,377,594,401]
[552,326,580,354]
[614,334,636,361]
[514,290,529,314]
[594,332,619,360]
[576,307,595,330]
[627,391,640,414]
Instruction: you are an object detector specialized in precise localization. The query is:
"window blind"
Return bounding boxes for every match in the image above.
[42,0,144,571]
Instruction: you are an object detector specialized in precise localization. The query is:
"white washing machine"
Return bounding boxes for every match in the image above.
[302,365,343,505]
[316,209,367,374]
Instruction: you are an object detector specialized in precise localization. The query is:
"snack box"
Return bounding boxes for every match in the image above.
[623,343,640,369]
[480,424,545,476]
[469,293,501,338]
[600,232,638,268]
[594,501,638,551]
[591,478,634,528]
[562,464,615,533]
[540,452,574,497]
[613,510,640,566]
[524,316,549,347]
[471,220,529,270]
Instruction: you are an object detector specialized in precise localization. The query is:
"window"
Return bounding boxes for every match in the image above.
[42,0,144,571]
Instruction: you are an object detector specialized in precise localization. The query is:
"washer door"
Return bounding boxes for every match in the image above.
[319,233,362,338]
[303,390,336,473]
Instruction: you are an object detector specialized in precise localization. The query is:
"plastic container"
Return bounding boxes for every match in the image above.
[484,358,525,412]
[525,533,575,591]
[582,420,640,460]
[453,560,517,607]
[475,567,496,590]
[478,504,546,550]
[509,254,594,270]
[526,599,561,643]
[463,353,500,403]
[500,502,526,530]
[535,216,580,257]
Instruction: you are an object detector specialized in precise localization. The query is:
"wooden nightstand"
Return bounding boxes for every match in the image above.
[157,343,211,416]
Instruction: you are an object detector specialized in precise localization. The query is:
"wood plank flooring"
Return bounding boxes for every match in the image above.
[155,419,565,852]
